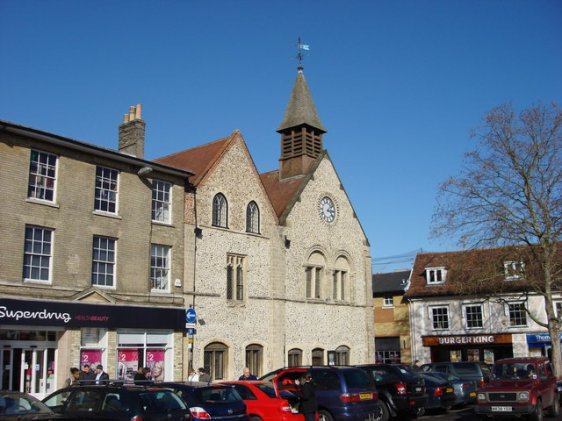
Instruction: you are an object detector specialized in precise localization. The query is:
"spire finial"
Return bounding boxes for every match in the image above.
[296,37,309,72]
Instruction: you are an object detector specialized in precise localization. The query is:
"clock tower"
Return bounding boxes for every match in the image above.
[277,65,326,180]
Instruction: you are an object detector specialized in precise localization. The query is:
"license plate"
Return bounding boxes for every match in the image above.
[492,406,513,412]
[359,393,372,400]
[446,387,453,393]
[469,392,476,397]
[415,387,421,392]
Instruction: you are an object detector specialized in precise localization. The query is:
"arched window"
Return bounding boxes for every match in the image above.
[305,252,326,299]
[312,348,324,365]
[335,345,350,365]
[245,344,263,377]
[288,349,302,368]
[204,342,228,381]
[212,193,228,227]
[246,201,260,234]
[333,256,351,301]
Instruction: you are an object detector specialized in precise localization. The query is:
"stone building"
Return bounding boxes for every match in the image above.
[0,109,193,397]
[406,247,562,365]
[372,270,412,364]
[156,66,374,379]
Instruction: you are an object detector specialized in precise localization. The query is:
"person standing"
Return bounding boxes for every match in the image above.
[297,372,317,421]
[95,364,109,384]
[79,364,96,383]
[65,367,80,387]
[134,366,149,384]
[238,367,257,380]
[198,367,211,383]
[187,367,199,382]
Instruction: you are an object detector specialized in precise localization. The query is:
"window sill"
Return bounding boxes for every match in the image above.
[24,279,52,285]
[92,211,122,220]
[26,198,59,208]
[151,220,174,227]
[151,289,171,294]
[226,300,245,307]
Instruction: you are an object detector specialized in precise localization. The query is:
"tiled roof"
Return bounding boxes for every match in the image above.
[404,246,557,299]
[260,170,308,219]
[372,270,411,295]
[154,135,232,186]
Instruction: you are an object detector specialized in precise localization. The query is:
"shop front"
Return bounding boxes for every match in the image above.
[423,333,513,364]
[0,297,185,397]
[526,333,562,359]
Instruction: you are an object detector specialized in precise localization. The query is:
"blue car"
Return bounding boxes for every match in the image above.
[260,366,382,421]
[159,382,248,421]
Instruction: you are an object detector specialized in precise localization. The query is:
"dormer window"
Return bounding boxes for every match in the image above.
[504,261,524,280]
[425,267,447,284]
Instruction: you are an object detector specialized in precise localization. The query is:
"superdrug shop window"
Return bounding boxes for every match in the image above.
[116,331,171,383]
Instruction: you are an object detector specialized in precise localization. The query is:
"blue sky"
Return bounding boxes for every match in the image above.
[1,0,561,272]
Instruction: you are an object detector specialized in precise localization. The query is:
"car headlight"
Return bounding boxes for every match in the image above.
[518,392,529,401]
[477,393,486,401]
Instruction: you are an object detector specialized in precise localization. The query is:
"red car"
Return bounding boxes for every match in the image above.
[220,380,304,421]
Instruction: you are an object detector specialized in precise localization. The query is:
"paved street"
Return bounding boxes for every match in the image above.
[418,405,562,421]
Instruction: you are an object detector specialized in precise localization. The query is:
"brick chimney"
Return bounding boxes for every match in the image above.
[118,104,145,158]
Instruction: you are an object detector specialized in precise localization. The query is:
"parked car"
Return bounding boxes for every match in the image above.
[418,373,456,414]
[0,390,65,420]
[421,361,491,388]
[220,380,303,421]
[159,382,248,421]
[475,357,559,420]
[356,364,426,421]
[422,371,476,407]
[260,366,381,421]
[42,383,190,420]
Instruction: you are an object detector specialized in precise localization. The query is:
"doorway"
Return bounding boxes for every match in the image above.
[1,347,56,398]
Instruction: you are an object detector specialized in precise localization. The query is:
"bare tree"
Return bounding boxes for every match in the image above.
[432,102,562,376]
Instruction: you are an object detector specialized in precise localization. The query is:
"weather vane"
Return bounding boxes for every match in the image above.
[296,37,310,70]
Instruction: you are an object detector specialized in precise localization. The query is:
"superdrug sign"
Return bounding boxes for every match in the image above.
[0,298,185,329]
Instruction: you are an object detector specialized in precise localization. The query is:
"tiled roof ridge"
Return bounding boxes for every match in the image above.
[155,135,231,161]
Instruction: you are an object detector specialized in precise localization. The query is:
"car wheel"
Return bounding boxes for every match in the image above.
[378,401,390,421]
[531,400,544,421]
[547,394,560,417]
[318,409,334,421]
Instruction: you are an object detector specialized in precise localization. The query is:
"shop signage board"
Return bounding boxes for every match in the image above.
[422,333,512,346]
[0,298,185,329]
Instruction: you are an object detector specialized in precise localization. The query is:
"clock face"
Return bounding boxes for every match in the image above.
[319,196,336,223]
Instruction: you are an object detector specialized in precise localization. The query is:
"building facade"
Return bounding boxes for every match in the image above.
[406,248,562,365]
[372,270,412,364]
[157,66,374,379]
[0,111,193,397]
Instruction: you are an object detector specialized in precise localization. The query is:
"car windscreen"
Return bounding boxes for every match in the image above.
[255,383,278,398]
[493,363,537,380]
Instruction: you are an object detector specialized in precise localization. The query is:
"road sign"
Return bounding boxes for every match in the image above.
[187,328,197,336]
[185,322,196,329]
[185,308,197,324]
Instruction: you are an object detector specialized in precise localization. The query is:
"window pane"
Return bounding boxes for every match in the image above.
[23,225,53,282]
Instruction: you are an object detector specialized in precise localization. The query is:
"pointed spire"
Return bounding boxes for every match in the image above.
[277,68,326,134]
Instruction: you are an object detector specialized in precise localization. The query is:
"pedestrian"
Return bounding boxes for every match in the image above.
[94,364,109,384]
[238,367,257,380]
[198,367,211,383]
[134,366,148,385]
[296,372,317,421]
[412,360,422,371]
[187,367,199,382]
[79,364,96,383]
[64,367,80,387]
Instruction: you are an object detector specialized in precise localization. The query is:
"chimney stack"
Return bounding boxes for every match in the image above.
[118,103,145,158]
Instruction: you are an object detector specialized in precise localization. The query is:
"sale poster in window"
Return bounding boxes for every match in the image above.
[146,349,165,382]
[80,349,102,370]
[117,349,138,383]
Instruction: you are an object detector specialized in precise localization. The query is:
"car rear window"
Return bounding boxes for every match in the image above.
[197,387,242,403]
[313,369,341,391]
[343,369,373,389]
[255,383,277,398]
[453,363,481,375]
[140,391,187,414]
